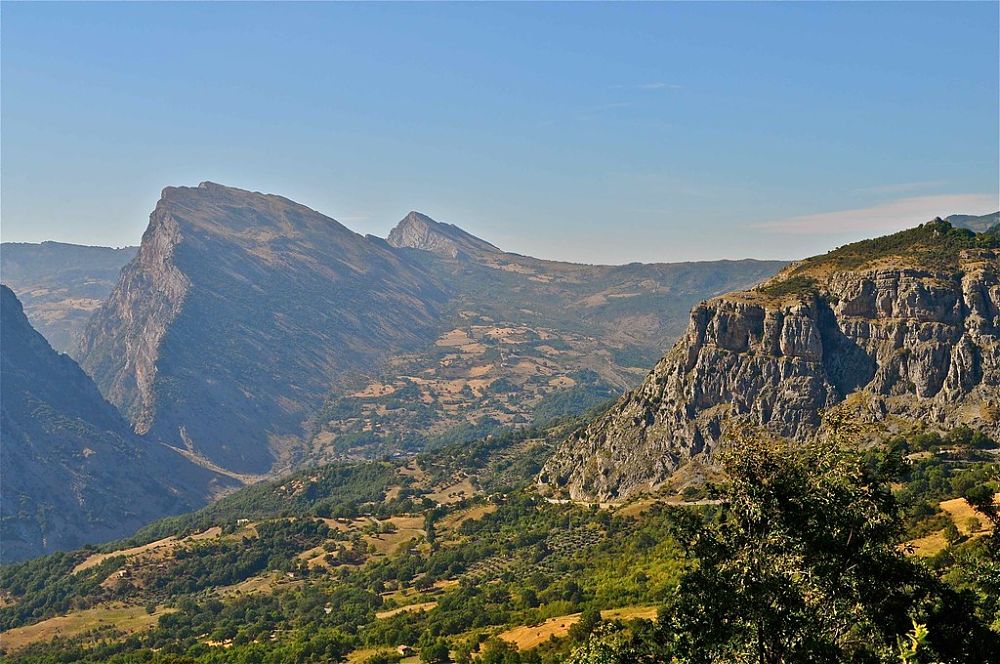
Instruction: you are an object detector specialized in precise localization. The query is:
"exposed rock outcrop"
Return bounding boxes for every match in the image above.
[541,221,1000,501]
[387,211,501,259]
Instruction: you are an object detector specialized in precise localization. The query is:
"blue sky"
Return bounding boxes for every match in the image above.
[2,2,997,263]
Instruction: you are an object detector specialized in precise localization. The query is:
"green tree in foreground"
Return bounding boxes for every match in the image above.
[659,437,997,663]
[571,436,998,663]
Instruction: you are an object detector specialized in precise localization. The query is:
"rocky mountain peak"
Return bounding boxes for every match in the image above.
[540,220,1000,501]
[387,211,500,259]
[78,182,446,474]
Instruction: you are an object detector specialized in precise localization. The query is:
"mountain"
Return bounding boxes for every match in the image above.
[948,211,999,233]
[76,183,784,476]
[541,219,1000,500]
[78,182,446,475]
[387,210,502,259]
[0,285,232,562]
[0,242,136,354]
[300,214,786,462]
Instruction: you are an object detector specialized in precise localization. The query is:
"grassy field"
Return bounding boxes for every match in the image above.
[73,527,223,573]
[498,605,658,650]
[1,603,174,653]
[905,495,996,557]
[375,601,438,619]
[940,497,994,535]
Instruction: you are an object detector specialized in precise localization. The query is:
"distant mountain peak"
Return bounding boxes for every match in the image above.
[387,211,501,259]
[947,211,1000,233]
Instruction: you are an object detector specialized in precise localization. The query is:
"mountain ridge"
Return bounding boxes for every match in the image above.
[74,182,785,479]
[387,210,502,259]
[541,219,1000,500]
[0,242,137,354]
[79,182,446,475]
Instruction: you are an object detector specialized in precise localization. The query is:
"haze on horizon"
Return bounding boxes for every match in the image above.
[2,2,997,264]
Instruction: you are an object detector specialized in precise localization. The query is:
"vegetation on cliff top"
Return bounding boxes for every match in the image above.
[756,219,999,300]
[795,218,998,274]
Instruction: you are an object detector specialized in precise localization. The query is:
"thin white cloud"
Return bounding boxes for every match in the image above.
[752,193,1000,235]
[591,101,632,112]
[858,180,946,195]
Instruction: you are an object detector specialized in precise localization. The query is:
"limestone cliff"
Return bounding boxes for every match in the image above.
[540,220,1000,500]
[79,182,446,474]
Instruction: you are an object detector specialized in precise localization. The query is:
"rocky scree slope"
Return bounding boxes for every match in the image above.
[540,220,1000,501]
[78,182,446,475]
[0,286,231,562]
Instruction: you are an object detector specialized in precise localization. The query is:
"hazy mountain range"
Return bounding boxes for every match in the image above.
[1,182,783,560]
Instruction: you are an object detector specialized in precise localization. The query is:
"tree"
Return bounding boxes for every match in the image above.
[569,608,602,642]
[654,437,997,663]
[943,521,961,545]
[965,483,999,529]
[420,638,450,663]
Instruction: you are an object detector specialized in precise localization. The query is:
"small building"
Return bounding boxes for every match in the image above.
[397,645,414,656]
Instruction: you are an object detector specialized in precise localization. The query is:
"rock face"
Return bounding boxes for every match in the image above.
[541,220,1000,501]
[79,182,446,474]
[0,241,136,354]
[387,211,501,259]
[0,286,230,562]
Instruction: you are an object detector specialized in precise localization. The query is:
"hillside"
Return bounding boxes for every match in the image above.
[77,183,784,475]
[0,286,233,563]
[0,242,136,355]
[309,211,782,461]
[541,219,1000,500]
[1,416,996,662]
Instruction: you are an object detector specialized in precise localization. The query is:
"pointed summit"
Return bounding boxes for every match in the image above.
[387,211,501,259]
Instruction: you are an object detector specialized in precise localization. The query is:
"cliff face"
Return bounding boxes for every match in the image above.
[0,286,231,562]
[78,210,190,434]
[541,221,1000,501]
[79,182,446,474]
